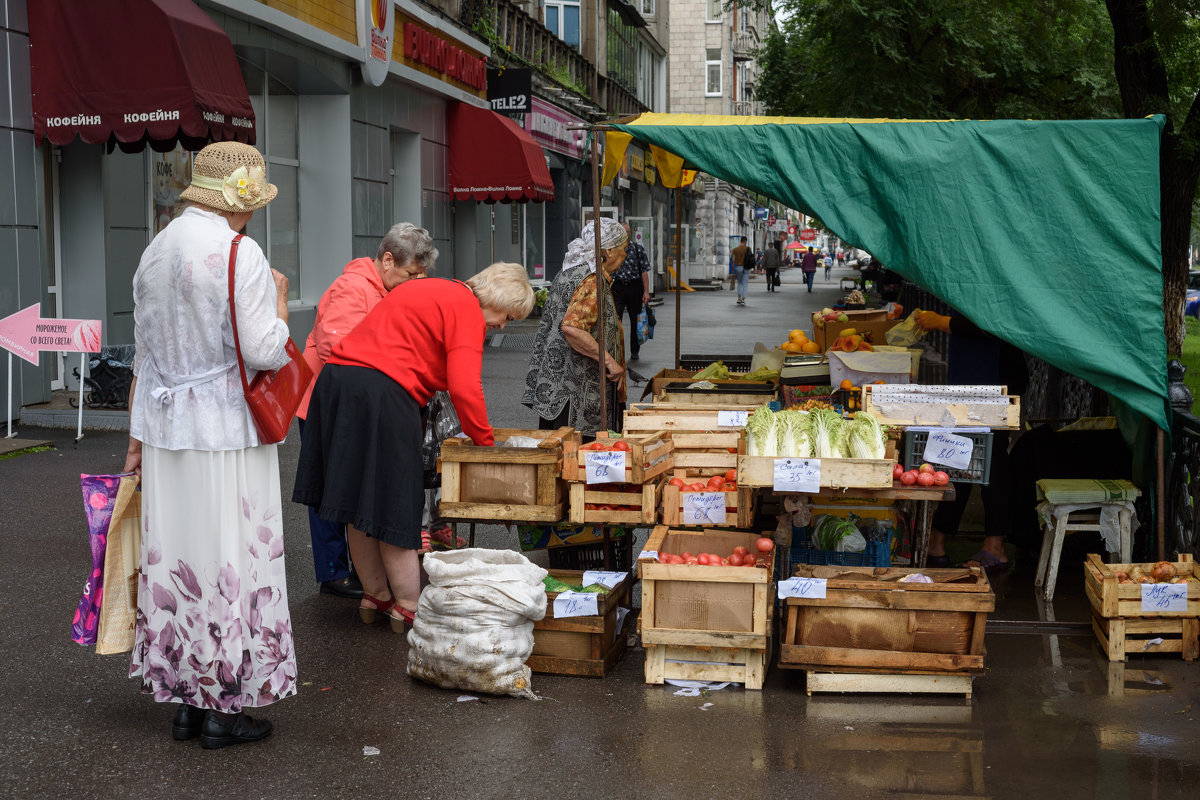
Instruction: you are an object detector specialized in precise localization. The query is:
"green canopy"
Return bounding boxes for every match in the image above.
[611,114,1169,431]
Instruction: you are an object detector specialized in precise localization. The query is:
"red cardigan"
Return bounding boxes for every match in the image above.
[328,278,493,445]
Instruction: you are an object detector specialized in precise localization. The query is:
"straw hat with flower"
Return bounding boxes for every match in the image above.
[180,141,278,213]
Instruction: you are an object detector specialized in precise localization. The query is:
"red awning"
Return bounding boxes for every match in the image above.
[30,0,255,153]
[448,103,555,203]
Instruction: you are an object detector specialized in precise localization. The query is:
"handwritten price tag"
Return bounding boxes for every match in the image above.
[922,430,973,470]
[582,570,626,589]
[1141,583,1188,613]
[638,550,659,562]
[554,591,599,618]
[683,491,727,524]
[777,577,828,599]
[585,451,626,484]
[773,458,821,493]
[717,410,748,428]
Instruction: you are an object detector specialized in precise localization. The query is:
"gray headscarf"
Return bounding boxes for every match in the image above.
[561,218,628,274]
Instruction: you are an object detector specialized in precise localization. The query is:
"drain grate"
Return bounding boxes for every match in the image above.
[488,333,537,349]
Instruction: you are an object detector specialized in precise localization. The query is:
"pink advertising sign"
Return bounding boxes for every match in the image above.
[525,97,588,161]
[0,303,102,365]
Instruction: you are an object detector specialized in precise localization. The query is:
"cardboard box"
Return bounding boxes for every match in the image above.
[812,309,900,352]
[516,523,631,551]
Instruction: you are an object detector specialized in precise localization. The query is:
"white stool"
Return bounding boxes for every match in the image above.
[1034,479,1139,602]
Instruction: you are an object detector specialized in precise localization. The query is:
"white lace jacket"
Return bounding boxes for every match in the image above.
[131,207,291,451]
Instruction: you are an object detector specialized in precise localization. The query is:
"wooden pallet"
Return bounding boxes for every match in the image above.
[562,431,675,484]
[439,427,575,522]
[1084,553,1200,661]
[624,402,760,433]
[639,526,775,690]
[528,570,631,677]
[1091,612,1200,662]
[737,453,894,490]
[804,670,975,698]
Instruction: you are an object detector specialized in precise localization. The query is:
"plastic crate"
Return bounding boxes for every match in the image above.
[902,430,993,485]
[547,535,632,571]
[678,354,754,372]
[780,529,893,579]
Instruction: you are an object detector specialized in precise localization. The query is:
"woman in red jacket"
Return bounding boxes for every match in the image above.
[292,263,534,631]
[296,223,436,599]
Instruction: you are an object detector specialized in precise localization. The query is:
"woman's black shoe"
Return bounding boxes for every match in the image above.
[200,711,273,749]
[320,573,364,599]
[172,704,205,741]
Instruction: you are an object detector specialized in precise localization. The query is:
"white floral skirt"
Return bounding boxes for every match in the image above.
[129,444,297,712]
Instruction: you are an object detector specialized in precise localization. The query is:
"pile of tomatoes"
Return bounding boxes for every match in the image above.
[893,462,951,487]
[657,537,775,567]
[583,439,632,452]
[667,469,738,493]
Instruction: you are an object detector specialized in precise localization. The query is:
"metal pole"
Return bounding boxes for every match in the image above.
[75,352,85,442]
[490,206,496,263]
[1157,427,1165,560]
[674,187,682,370]
[591,132,607,433]
[5,352,15,439]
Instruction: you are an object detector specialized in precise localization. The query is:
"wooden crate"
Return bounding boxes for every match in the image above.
[638,526,776,690]
[667,431,741,472]
[737,454,893,490]
[568,481,660,525]
[660,471,756,528]
[778,564,995,674]
[562,430,674,484]
[640,370,777,400]
[528,570,631,677]
[1084,553,1200,661]
[861,384,1020,429]
[439,427,575,522]
[624,402,761,434]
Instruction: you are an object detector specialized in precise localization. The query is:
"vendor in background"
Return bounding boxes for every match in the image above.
[294,264,534,632]
[610,222,650,362]
[295,223,436,599]
[915,309,1028,573]
[523,218,628,437]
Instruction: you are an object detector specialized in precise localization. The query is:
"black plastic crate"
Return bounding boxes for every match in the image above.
[547,536,632,571]
[678,354,754,372]
[902,430,993,485]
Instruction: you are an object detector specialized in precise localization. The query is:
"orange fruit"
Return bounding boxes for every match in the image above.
[801,341,821,354]
[788,329,808,343]
[839,379,854,390]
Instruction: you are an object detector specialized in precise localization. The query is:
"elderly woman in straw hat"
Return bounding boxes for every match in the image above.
[523,217,629,436]
[123,141,295,749]
[293,264,534,633]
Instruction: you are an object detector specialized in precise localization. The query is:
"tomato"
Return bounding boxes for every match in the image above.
[720,558,730,566]
[680,551,694,560]
[742,554,757,567]
[697,554,711,566]
[688,483,707,492]
[893,462,905,479]
[933,471,951,486]
[755,537,775,553]
[598,504,614,511]
[586,441,607,451]
[900,470,918,486]
[729,552,744,567]
[706,475,726,491]
[610,439,631,451]
[726,447,738,454]
[733,545,749,557]
[685,557,699,565]
[918,463,935,474]
[668,477,685,487]
[916,472,935,487]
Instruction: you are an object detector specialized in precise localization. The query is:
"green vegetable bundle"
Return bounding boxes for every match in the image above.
[542,576,610,594]
[692,361,731,381]
[743,403,886,460]
[811,515,861,550]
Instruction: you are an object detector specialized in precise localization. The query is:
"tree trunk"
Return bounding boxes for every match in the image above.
[1161,142,1200,355]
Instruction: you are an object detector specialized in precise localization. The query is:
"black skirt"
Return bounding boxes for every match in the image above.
[292,364,423,549]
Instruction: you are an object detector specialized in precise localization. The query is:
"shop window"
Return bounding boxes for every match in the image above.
[546,0,581,49]
[244,75,301,301]
[606,8,637,94]
[705,49,722,96]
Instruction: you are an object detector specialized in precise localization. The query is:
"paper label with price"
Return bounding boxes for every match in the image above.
[1141,583,1188,613]
[582,570,626,589]
[773,458,821,493]
[777,577,827,599]
[637,550,658,562]
[682,491,726,524]
[922,429,974,470]
[554,591,600,618]
[585,451,626,484]
[717,410,748,428]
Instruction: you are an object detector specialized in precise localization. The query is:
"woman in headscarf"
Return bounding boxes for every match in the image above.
[523,218,629,437]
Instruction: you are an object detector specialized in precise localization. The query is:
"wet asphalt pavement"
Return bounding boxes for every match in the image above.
[2,265,1198,799]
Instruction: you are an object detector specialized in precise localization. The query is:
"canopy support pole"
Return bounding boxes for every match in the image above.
[591,132,607,434]
[1157,427,1165,561]
[75,352,85,443]
[5,352,15,439]
[674,187,682,370]
[490,206,496,263]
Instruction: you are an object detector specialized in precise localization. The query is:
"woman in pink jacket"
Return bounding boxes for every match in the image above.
[296,223,437,598]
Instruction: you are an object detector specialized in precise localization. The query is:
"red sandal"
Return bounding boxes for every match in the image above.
[358,592,393,625]
[386,602,416,634]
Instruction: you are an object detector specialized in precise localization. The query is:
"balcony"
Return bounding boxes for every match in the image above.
[732,30,756,62]
[733,99,763,117]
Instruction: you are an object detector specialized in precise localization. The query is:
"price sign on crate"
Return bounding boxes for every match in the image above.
[1141,583,1188,613]
[582,570,625,589]
[585,451,626,484]
[922,429,974,470]
[717,410,748,427]
[683,491,726,524]
[774,458,821,493]
[777,577,827,599]
[554,590,599,618]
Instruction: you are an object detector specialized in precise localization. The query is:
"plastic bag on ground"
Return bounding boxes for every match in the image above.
[407,548,547,698]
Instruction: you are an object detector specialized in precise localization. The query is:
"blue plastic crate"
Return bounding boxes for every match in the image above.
[781,527,893,577]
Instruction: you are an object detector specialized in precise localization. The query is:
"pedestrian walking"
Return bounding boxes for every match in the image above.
[731,236,750,305]
[761,238,781,292]
[294,264,534,634]
[125,141,295,749]
[824,252,833,279]
[611,222,650,361]
[800,246,818,292]
[295,223,436,599]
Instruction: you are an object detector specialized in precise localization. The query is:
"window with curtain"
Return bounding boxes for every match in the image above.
[705,49,722,96]
[641,0,655,15]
